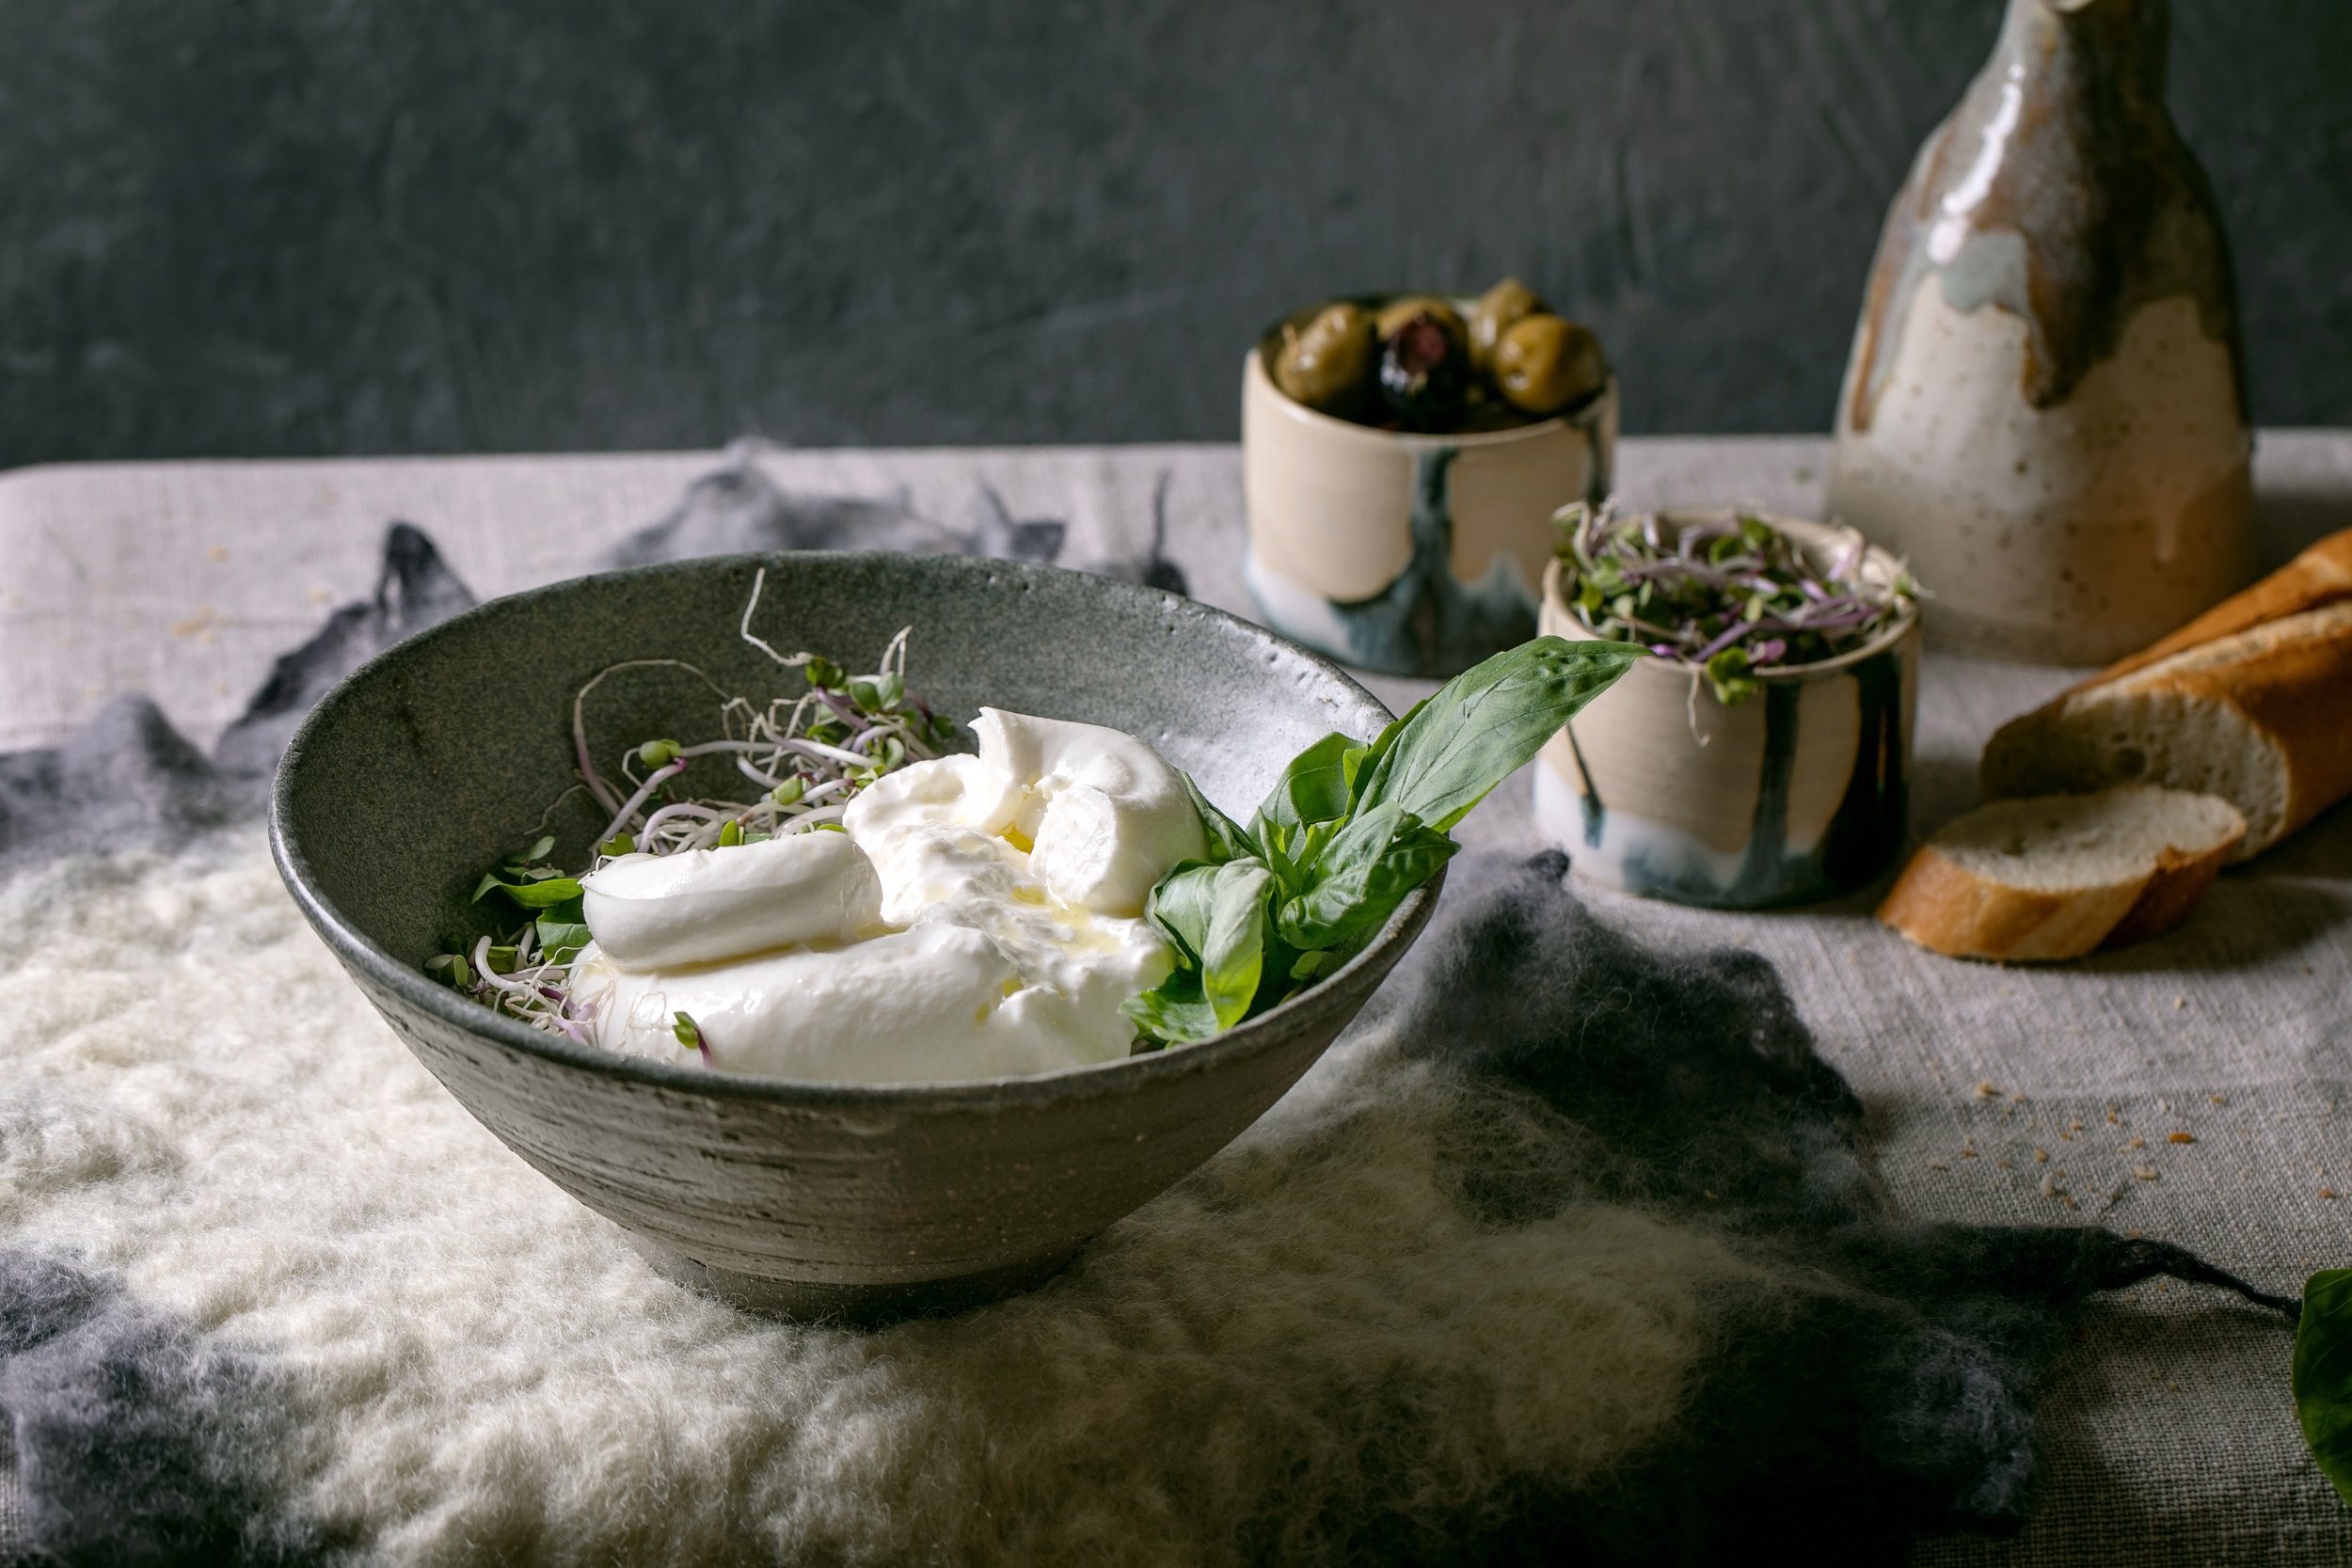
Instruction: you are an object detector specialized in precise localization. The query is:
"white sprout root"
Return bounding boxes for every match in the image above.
[435,567,952,1044]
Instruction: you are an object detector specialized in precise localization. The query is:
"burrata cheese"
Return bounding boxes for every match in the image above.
[575,709,1197,1083]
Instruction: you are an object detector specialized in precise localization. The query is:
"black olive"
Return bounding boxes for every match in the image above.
[1271,303,1377,415]
[1373,295,1468,351]
[1377,311,1470,431]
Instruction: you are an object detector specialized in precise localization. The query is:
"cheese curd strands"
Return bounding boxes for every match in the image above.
[577,709,1197,1083]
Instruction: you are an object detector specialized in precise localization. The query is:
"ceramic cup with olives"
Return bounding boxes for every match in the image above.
[1243,279,1618,677]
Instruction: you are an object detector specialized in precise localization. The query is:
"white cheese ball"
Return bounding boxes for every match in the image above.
[971,708,1207,916]
[580,830,882,971]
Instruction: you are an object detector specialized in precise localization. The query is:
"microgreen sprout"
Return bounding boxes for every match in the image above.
[1554,499,1916,705]
[427,566,954,1049]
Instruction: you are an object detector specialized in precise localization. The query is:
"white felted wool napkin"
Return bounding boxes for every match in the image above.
[0,833,2286,1566]
[0,831,1760,1565]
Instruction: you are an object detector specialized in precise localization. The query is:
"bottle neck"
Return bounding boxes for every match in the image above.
[1995,0,2169,99]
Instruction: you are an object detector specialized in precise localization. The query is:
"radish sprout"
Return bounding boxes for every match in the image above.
[429,567,957,1042]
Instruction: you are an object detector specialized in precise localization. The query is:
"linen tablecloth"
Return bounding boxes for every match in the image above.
[4,434,2349,1563]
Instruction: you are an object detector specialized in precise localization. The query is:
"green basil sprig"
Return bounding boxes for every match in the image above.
[1122,635,1641,1046]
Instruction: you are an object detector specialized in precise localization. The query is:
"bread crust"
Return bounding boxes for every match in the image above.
[1877,810,2244,962]
[2094,529,2352,687]
[1982,532,2352,856]
[2101,840,2234,950]
[2122,602,2352,848]
[1877,847,2136,961]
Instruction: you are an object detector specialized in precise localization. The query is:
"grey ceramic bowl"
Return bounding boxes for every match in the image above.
[271,552,1438,1323]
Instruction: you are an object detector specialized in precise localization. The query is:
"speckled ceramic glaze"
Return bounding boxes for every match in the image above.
[1242,301,1615,678]
[1534,515,1919,909]
[270,552,1437,1323]
[1828,0,2253,664]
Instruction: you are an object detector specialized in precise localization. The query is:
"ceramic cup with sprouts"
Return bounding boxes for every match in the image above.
[1534,506,1920,909]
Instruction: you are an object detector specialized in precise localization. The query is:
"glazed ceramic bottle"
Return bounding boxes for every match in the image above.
[1827,0,2254,664]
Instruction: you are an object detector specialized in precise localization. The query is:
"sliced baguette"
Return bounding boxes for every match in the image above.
[1878,785,2246,961]
[2096,527,2352,686]
[1980,599,2352,857]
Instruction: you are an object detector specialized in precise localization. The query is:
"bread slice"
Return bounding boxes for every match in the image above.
[1980,598,2352,857]
[1878,785,2246,961]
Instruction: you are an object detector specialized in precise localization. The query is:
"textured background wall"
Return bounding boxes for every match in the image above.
[2,0,2347,466]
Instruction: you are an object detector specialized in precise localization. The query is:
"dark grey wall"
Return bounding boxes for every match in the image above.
[3,0,2347,466]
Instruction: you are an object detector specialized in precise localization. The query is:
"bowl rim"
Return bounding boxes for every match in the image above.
[1541,508,1920,684]
[270,549,1441,1111]
[1245,293,1616,451]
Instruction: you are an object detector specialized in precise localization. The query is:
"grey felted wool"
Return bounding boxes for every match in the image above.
[0,477,2296,1567]
[1382,849,2292,1561]
[0,1249,322,1567]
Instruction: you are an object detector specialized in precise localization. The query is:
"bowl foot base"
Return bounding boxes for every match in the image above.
[628,1237,1089,1327]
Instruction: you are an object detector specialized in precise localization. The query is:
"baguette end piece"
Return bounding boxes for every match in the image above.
[1877,786,2245,962]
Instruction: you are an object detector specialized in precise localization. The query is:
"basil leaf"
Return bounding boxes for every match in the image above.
[1200,860,1275,1030]
[1345,707,1413,813]
[1356,636,1643,832]
[1264,816,1340,895]
[1252,732,1359,843]
[1274,802,1457,950]
[1179,771,1258,866]
[1144,860,1222,964]
[2296,1268,2352,1508]
[1121,968,1220,1045]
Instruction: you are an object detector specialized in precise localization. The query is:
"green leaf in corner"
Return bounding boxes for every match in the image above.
[1355,636,1642,832]
[2295,1268,2352,1507]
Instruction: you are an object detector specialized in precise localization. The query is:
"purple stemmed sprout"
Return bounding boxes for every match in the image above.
[1556,500,1916,705]
[428,567,958,1051]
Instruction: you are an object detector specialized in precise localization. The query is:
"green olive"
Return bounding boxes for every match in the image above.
[1373,294,1467,351]
[1469,277,1547,372]
[1271,303,1376,414]
[1493,313,1608,417]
